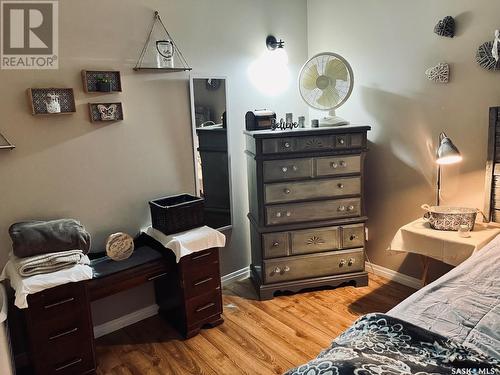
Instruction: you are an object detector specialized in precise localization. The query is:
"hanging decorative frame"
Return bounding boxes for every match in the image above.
[88,103,124,123]
[133,11,192,72]
[476,30,500,71]
[27,88,76,115]
[82,70,122,93]
[0,131,15,150]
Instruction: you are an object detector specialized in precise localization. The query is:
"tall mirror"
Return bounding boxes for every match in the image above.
[189,77,232,229]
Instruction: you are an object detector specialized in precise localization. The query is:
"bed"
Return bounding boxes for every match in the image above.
[285,234,500,374]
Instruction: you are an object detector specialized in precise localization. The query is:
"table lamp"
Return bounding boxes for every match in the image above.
[435,132,462,205]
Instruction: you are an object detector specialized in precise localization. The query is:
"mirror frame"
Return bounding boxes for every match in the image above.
[189,74,233,231]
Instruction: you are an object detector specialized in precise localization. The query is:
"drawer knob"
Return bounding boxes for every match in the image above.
[272,241,280,247]
[284,142,291,148]
[348,258,355,266]
[338,205,346,212]
[276,212,282,217]
[338,138,345,145]
[339,259,346,266]
[339,161,347,168]
[283,188,291,194]
[347,205,355,211]
[349,234,357,241]
[273,266,281,274]
[286,211,291,217]
[283,266,290,272]
[337,183,344,189]
[330,162,338,169]
[292,165,298,171]
[282,166,288,173]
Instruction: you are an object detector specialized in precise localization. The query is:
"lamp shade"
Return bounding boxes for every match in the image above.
[436,132,462,165]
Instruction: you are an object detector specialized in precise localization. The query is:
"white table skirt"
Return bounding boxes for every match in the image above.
[388,219,500,266]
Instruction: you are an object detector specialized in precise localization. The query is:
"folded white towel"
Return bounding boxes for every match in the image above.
[143,226,226,263]
[0,253,92,309]
[14,249,89,277]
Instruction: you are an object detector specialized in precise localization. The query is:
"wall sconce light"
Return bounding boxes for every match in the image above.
[435,132,462,205]
[266,35,285,50]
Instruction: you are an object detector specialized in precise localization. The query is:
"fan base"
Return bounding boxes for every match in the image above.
[319,115,349,127]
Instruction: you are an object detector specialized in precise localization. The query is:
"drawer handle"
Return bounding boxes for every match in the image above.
[339,161,347,168]
[283,265,290,272]
[348,258,355,266]
[272,241,280,247]
[281,166,288,173]
[44,297,75,309]
[194,277,213,286]
[338,138,346,145]
[192,252,212,261]
[273,266,281,274]
[283,188,291,194]
[196,302,216,313]
[49,327,78,341]
[284,142,291,148]
[337,183,344,189]
[55,358,82,372]
[349,234,357,241]
[148,272,168,281]
[338,205,346,212]
[330,162,338,169]
[339,259,346,267]
[347,205,355,211]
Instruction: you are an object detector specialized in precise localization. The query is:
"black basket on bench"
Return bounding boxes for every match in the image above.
[149,194,204,235]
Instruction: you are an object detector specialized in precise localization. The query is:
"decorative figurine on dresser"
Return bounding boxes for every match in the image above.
[245,125,371,300]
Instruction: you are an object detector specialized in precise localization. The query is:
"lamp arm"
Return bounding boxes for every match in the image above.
[436,164,441,206]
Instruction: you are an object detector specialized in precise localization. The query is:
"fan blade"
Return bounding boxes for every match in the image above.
[325,59,348,82]
[316,86,341,108]
[302,64,320,90]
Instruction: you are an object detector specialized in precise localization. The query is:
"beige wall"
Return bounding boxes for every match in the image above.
[307,0,500,278]
[0,0,308,324]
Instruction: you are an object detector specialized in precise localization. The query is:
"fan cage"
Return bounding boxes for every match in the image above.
[298,52,354,111]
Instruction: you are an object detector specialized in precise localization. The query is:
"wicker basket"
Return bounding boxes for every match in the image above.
[149,194,204,235]
[421,204,478,231]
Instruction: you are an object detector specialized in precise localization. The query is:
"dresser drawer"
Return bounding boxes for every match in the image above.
[185,290,222,324]
[266,198,361,225]
[316,155,361,177]
[290,226,339,255]
[27,282,87,322]
[263,249,364,283]
[184,267,221,299]
[263,232,289,258]
[262,135,334,154]
[181,248,219,273]
[264,176,360,204]
[342,224,365,249]
[263,158,313,182]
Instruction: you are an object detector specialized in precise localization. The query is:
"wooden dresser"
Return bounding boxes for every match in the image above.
[10,240,223,374]
[245,126,370,300]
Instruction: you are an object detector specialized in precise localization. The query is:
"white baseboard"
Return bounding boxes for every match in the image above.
[93,267,249,338]
[365,262,422,289]
[221,266,250,286]
[93,304,159,338]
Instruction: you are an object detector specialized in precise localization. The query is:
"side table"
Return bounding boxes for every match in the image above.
[389,218,500,285]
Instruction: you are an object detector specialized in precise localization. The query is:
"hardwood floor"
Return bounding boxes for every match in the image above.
[95,274,415,375]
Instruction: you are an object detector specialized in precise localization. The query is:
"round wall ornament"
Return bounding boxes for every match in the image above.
[106,232,134,261]
[476,31,500,71]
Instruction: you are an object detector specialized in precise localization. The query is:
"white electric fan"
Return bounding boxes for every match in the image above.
[298,52,354,126]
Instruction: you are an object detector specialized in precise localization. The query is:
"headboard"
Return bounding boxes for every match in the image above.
[484,106,500,223]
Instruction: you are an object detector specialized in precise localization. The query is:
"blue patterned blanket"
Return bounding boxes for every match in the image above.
[285,313,499,375]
